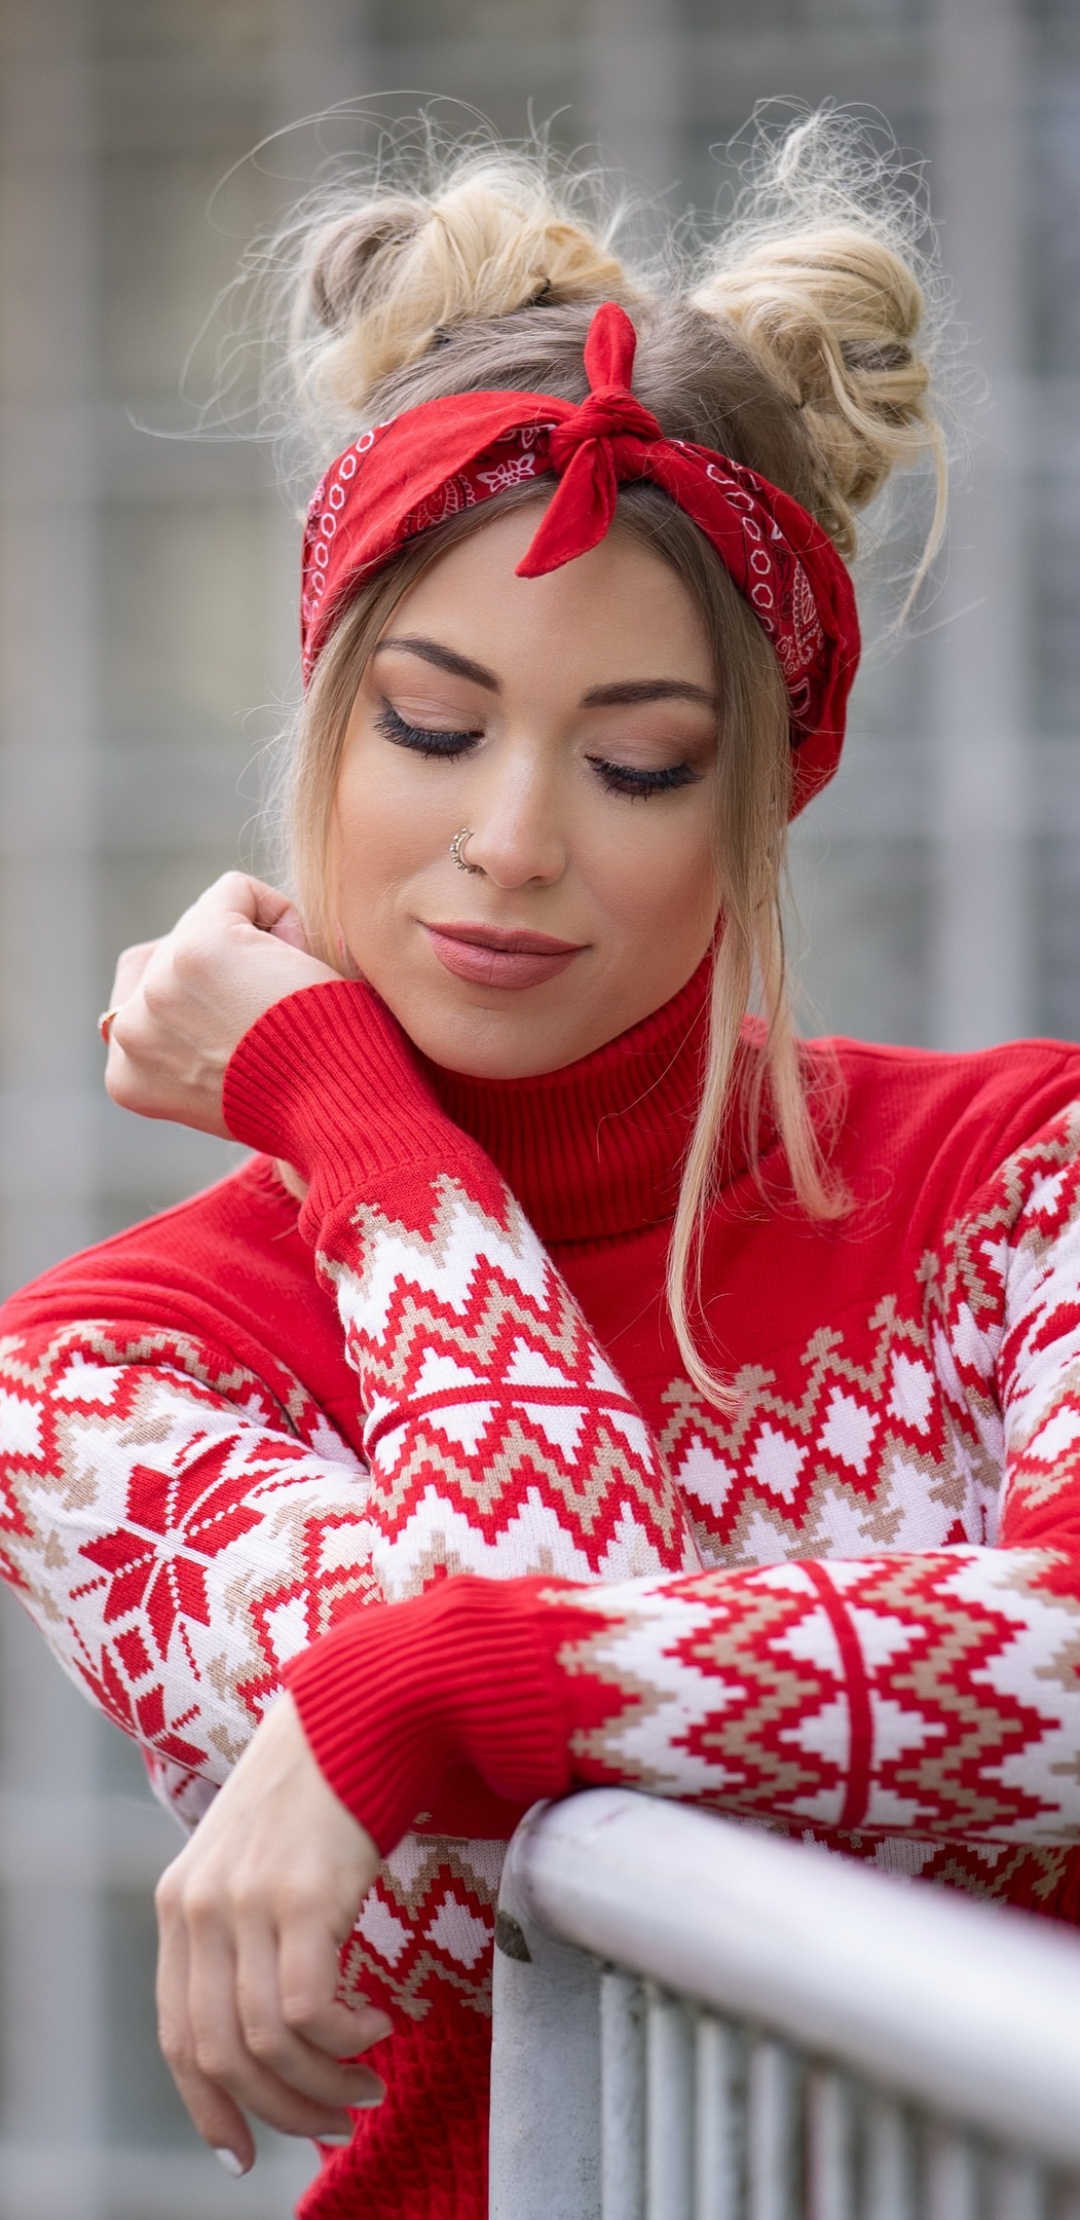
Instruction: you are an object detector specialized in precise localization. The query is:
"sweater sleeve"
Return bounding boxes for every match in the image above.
[286,1539,1080,1853]
[222,981,697,1596]
[285,1101,1080,1853]
[0,981,694,1828]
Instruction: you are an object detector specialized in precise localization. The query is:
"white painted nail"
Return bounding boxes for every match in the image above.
[319,2129,354,2145]
[214,2148,246,2177]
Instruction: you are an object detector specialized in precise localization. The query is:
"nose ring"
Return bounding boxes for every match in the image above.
[450,826,481,875]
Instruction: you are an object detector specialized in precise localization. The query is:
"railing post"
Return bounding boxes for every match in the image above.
[489,1806,602,2220]
[493,1791,1080,2220]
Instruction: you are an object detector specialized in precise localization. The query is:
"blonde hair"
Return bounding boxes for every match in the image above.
[269,110,948,1406]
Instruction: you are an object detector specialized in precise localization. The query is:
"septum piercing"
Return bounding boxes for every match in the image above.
[450,826,482,875]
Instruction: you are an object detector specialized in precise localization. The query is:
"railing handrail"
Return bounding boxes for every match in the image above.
[502,1789,1080,2170]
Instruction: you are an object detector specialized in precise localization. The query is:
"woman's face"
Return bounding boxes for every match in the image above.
[332,502,722,1077]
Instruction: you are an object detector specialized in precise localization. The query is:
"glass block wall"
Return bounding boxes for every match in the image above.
[0,0,1074,2211]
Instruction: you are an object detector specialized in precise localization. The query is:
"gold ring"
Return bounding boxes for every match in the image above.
[97,1006,120,1045]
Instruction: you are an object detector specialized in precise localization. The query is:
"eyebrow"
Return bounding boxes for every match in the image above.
[581,678,718,710]
[374,636,500,691]
[374,635,718,712]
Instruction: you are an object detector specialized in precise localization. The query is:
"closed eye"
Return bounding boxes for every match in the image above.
[375,703,482,759]
[586,754,703,800]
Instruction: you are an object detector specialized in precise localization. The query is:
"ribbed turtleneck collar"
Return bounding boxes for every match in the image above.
[423,951,761,1245]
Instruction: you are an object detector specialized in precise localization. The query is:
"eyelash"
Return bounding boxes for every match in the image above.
[374,704,481,759]
[375,703,701,800]
[585,756,701,800]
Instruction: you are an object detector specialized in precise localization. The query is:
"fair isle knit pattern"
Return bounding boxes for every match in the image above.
[542,1541,1080,1839]
[0,1326,375,1826]
[3,971,1080,2220]
[327,1179,697,1598]
[283,1064,1080,1872]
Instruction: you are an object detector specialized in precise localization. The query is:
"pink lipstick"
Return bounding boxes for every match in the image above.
[423,921,587,990]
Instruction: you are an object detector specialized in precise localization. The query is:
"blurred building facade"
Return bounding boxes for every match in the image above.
[0,0,1076,2210]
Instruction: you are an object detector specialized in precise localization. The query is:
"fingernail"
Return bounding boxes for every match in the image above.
[214,2148,247,2177]
[319,2129,355,2145]
[356,2085,385,2108]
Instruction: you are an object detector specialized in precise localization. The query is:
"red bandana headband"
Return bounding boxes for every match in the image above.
[301,302,860,815]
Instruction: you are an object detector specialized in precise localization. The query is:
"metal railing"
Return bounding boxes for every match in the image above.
[489,1790,1080,2220]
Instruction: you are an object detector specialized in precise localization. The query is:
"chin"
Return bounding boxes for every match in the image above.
[394,997,583,1081]
[416,1025,572,1081]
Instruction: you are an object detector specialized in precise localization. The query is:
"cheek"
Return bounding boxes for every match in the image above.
[591,799,719,941]
[332,747,444,916]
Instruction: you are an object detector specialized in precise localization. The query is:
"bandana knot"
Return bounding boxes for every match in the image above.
[547,382,662,466]
[517,303,662,577]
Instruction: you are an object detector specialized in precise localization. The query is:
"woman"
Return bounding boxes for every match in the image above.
[3,118,1080,2219]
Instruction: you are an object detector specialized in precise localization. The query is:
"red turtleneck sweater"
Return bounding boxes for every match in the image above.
[4,957,1080,2220]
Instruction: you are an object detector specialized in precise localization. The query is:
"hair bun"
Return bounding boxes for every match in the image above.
[695,226,939,560]
[294,161,630,421]
[306,199,425,334]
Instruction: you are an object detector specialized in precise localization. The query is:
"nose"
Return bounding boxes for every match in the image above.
[461,745,567,890]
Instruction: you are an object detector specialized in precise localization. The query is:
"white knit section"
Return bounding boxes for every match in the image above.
[555,1565,850,1825]
[331,1180,553,1332]
[555,1543,1080,1843]
[931,1548,1080,1840]
[365,1485,690,1601]
[325,1173,695,1588]
[3,1357,374,1817]
[1002,1162,1080,1468]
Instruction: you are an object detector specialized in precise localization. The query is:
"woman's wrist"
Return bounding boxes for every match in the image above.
[282,1575,589,1855]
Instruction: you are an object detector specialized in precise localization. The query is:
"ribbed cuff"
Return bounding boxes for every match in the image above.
[284,1576,587,1854]
[222,981,467,1211]
[224,981,512,1255]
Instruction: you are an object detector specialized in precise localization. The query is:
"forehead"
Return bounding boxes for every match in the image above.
[382,502,715,692]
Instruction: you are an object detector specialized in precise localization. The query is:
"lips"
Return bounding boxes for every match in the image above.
[422,921,587,991]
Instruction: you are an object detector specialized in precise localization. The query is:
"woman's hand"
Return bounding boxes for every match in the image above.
[103,872,341,1138]
[155,1692,387,2176]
